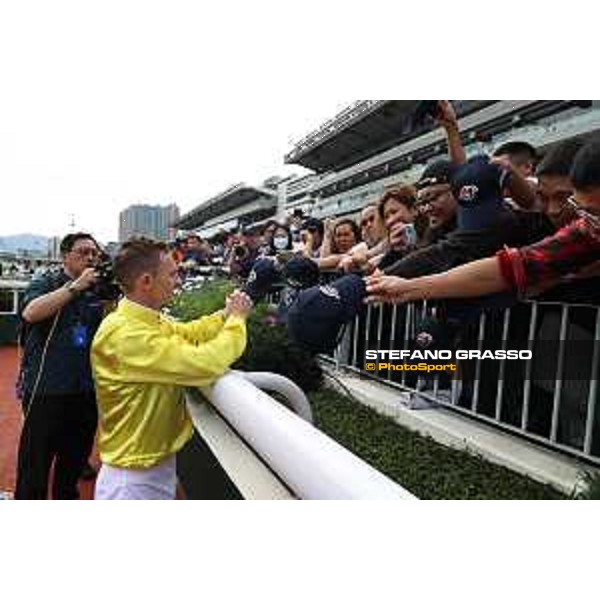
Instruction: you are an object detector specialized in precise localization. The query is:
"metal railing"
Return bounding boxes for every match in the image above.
[329,299,600,466]
[0,281,27,345]
[0,279,27,317]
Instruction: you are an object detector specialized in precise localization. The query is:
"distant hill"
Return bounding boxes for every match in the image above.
[0,234,49,254]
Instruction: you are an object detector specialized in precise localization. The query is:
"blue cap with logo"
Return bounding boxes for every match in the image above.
[242,258,283,303]
[287,274,366,354]
[451,155,511,230]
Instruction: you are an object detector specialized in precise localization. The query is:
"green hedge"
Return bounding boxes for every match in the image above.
[169,280,323,392]
[169,279,235,319]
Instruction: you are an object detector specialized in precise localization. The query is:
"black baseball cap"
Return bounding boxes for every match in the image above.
[416,160,459,191]
[240,226,260,237]
[301,217,324,236]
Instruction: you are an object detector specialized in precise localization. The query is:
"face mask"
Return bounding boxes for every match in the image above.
[273,236,289,251]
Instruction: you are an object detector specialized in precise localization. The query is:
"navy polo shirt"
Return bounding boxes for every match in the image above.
[18,269,104,398]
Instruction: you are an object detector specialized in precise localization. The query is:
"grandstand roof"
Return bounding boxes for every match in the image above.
[175,183,277,230]
[285,100,497,173]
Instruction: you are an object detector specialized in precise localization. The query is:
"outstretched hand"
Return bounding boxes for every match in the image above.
[365,273,414,305]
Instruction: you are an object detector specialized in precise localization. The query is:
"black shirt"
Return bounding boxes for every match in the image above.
[18,269,104,398]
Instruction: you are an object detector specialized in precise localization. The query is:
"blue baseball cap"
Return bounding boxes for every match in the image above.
[451,155,510,230]
[242,258,283,303]
[284,256,320,289]
[287,274,366,354]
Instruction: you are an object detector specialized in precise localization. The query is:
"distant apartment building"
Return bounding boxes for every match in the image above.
[47,236,62,259]
[104,242,120,258]
[118,204,180,243]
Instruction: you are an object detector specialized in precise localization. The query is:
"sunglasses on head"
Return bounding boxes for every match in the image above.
[566,196,600,228]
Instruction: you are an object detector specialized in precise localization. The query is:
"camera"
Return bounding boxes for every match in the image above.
[93,259,121,301]
[413,100,441,127]
[233,244,249,260]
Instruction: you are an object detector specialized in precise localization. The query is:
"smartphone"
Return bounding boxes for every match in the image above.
[404,223,417,247]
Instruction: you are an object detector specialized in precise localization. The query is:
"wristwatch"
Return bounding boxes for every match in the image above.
[65,282,81,297]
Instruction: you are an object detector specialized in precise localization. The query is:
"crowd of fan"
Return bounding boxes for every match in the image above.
[146,101,600,454]
[203,100,598,452]
[174,100,600,321]
[168,209,371,279]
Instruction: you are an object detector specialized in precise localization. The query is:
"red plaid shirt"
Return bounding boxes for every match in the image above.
[497,216,600,297]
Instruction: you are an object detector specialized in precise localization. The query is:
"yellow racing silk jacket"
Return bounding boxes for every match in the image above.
[91,297,247,469]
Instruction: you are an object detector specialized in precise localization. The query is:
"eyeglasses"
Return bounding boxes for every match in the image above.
[71,248,100,258]
[416,188,451,211]
[566,196,600,229]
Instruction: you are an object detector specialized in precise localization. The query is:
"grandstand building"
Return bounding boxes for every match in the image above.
[175,177,287,237]
[177,101,600,237]
[283,100,600,221]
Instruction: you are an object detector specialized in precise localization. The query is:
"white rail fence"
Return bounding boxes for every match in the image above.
[188,371,417,500]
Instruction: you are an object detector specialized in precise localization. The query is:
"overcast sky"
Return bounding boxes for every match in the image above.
[2,3,586,245]
[0,3,351,243]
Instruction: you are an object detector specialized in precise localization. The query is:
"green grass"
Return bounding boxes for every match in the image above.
[309,388,567,500]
